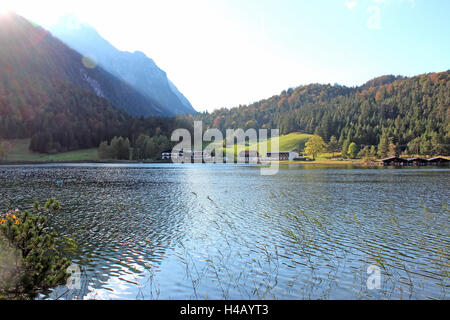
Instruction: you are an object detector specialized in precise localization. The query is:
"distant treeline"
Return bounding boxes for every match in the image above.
[98,134,172,161]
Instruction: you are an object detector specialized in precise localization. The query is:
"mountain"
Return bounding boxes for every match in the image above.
[191,71,450,156]
[49,15,197,116]
[0,13,168,119]
[0,12,141,152]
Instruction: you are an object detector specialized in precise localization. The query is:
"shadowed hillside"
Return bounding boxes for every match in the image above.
[50,15,196,116]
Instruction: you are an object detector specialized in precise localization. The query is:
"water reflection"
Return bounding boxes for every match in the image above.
[0,165,448,299]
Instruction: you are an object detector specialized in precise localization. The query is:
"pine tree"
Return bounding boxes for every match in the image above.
[378,133,389,158]
[328,136,339,158]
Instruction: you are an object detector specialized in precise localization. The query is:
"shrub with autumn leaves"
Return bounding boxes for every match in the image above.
[0,199,73,300]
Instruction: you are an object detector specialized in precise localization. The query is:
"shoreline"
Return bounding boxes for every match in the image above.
[2,160,446,168]
[0,159,172,165]
[1,158,448,167]
[0,158,377,166]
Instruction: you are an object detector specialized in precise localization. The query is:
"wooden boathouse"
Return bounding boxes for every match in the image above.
[382,156,450,166]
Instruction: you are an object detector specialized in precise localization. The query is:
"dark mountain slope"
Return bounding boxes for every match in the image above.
[0,13,139,152]
[0,13,165,118]
[50,15,196,116]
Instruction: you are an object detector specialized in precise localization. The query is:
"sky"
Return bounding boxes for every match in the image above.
[1,0,450,112]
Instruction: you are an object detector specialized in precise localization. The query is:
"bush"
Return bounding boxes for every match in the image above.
[0,199,73,300]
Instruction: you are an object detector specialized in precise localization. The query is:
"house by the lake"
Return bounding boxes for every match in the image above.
[406,157,429,166]
[161,150,173,160]
[382,156,450,166]
[381,156,409,166]
[427,156,450,166]
[266,151,301,161]
[161,150,212,162]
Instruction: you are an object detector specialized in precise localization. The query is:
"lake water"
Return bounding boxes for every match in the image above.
[0,164,448,300]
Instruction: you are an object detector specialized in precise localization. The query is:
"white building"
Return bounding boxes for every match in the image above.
[162,150,212,162]
[266,151,301,161]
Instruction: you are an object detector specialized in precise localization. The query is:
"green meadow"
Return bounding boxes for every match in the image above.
[2,134,314,163]
[218,132,313,157]
[3,139,99,162]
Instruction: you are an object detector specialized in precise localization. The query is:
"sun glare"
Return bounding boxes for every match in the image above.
[0,8,9,15]
[0,1,61,26]
[0,0,13,15]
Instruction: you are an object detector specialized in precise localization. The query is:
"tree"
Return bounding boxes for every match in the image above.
[109,137,130,160]
[348,142,358,159]
[0,140,12,160]
[99,137,130,160]
[132,134,148,160]
[378,133,389,158]
[118,138,131,160]
[327,136,339,158]
[388,142,399,157]
[431,132,445,156]
[305,135,327,160]
[341,138,350,159]
[358,146,371,161]
[407,137,422,156]
[420,138,432,156]
[0,199,73,299]
[99,141,113,160]
[370,146,377,158]
[144,136,159,159]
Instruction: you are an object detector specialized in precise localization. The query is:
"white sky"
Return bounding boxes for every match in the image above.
[0,0,329,112]
[2,0,449,112]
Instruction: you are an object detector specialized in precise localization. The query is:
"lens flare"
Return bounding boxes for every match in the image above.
[82,55,98,69]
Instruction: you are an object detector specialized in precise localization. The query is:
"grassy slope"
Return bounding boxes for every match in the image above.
[3,139,99,162]
[220,132,313,156]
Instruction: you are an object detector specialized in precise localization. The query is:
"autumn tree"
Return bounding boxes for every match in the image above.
[305,135,327,160]
[348,142,358,159]
[341,138,351,159]
[388,142,399,157]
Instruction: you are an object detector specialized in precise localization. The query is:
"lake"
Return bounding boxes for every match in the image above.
[0,164,448,300]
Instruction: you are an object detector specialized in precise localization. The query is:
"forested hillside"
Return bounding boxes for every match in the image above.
[0,13,165,136]
[192,72,450,155]
[0,13,176,153]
